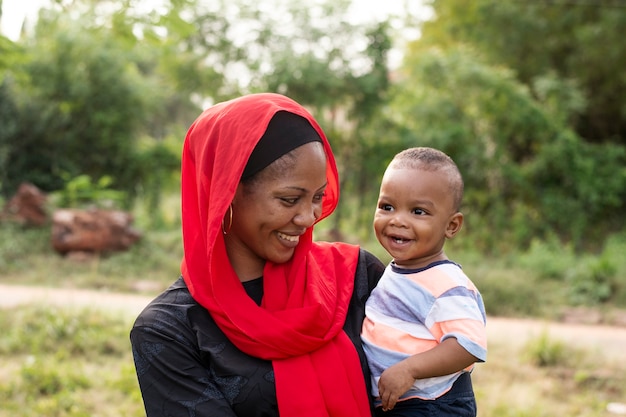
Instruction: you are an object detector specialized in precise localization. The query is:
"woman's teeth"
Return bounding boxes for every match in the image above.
[278,232,299,242]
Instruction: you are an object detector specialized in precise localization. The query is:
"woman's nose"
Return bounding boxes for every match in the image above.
[294,204,320,227]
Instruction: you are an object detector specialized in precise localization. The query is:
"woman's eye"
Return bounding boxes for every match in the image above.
[281,197,298,204]
[313,192,325,203]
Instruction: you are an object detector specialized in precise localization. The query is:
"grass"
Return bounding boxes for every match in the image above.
[0,305,624,417]
[473,331,626,416]
[0,306,144,417]
[1,212,626,416]
[3,211,626,320]
[0,222,180,293]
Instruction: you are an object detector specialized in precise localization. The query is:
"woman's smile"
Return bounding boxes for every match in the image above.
[277,231,301,247]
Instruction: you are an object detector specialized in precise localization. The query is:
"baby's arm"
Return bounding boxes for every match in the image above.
[377,337,478,411]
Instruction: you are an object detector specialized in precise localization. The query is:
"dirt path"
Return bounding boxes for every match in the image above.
[485,314,626,360]
[2,283,626,361]
[0,283,151,316]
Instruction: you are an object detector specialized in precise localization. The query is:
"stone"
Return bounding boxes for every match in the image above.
[1,182,48,226]
[51,208,141,255]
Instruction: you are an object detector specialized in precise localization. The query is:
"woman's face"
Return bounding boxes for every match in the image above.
[225,142,327,281]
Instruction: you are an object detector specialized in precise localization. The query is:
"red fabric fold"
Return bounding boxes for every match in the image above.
[179,93,370,416]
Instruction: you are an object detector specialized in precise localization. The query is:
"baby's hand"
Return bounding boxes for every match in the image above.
[377,362,415,411]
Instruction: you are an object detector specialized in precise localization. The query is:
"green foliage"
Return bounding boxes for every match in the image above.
[386,46,543,249]
[0,219,181,293]
[20,357,91,396]
[531,72,586,127]
[176,0,394,232]
[49,174,126,209]
[0,24,146,197]
[472,233,626,315]
[0,1,206,202]
[574,369,626,394]
[253,0,391,111]
[0,307,129,358]
[1,2,624,414]
[388,45,626,250]
[602,234,626,307]
[517,238,577,281]
[525,132,626,248]
[0,79,20,194]
[0,223,50,271]
[566,255,618,306]
[133,137,182,228]
[398,0,626,251]
[524,331,572,367]
[0,209,625,417]
[470,265,549,318]
[1,358,92,417]
[92,230,182,287]
[0,306,144,417]
[421,0,626,145]
[514,232,623,307]
[0,32,27,81]
[2,0,625,255]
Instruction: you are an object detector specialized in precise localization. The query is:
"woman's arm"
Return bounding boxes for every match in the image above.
[131,323,238,417]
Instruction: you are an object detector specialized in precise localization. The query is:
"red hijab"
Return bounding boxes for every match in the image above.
[180,93,370,417]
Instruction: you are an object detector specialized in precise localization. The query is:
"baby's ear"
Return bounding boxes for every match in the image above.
[445,212,464,238]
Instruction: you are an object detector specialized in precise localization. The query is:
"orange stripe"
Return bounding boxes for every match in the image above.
[406,268,459,297]
[437,319,487,348]
[362,318,437,355]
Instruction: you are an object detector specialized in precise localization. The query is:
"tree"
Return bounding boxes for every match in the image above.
[0,0,227,198]
[1,0,394,214]
[419,0,626,145]
[0,11,151,197]
[235,0,393,235]
[387,46,626,251]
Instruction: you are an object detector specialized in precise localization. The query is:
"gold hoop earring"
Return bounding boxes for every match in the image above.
[222,205,233,235]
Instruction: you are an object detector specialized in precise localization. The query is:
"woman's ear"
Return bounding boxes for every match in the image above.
[445,212,464,239]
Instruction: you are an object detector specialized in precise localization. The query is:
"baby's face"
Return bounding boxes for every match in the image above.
[373,166,458,269]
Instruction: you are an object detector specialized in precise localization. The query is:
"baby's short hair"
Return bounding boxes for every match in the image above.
[390,147,464,211]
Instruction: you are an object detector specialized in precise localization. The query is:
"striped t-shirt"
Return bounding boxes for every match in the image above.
[361,260,487,402]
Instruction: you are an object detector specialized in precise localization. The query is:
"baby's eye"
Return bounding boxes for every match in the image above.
[379,204,393,211]
[412,208,426,215]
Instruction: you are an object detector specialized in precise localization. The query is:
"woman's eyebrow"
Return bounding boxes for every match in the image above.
[283,182,328,193]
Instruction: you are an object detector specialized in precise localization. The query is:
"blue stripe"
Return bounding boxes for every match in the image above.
[367,273,434,325]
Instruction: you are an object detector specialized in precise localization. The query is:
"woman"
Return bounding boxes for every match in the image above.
[130,93,385,417]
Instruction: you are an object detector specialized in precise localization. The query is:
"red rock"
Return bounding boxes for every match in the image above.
[51,208,141,255]
[1,182,48,226]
